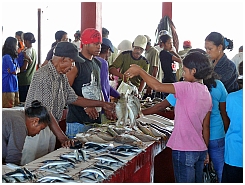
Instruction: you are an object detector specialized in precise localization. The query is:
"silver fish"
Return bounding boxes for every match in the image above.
[115,93,129,127]
[94,154,125,164]
[80,167,107,180]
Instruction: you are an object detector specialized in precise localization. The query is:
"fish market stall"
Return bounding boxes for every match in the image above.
[2,114,174,183]
[3,81,176,183]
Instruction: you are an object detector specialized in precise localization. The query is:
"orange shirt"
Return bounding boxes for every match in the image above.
[17,41,25,53]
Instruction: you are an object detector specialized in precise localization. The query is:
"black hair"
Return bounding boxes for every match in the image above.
[187,48,220,91]
[187,48,206,55]
[74,30,81,38]
[102,27,109,37]
[239,61,243,76]
[55,30,67,41]
[100,43,110,54]
[239,46,243,52]
[51,42,57,48]
[15,31,23,37]
[2,37,18,59]
[23,32,36,43]
[237,61,243,86]
[159,34,172,44]
[25,100,51,125]
[183,51,213,81]
[205,32,233,51]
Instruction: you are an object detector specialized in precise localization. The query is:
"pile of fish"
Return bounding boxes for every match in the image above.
[75,123,163,148]
[80,166,108,183]
[2,163,36,183]
[37,173,77,183]
[116,81,141,128]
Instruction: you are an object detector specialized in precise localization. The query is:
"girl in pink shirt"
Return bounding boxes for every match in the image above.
[125,51,212,183]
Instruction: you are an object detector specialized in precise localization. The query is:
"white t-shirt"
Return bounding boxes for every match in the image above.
[231,52,243,72]
[72,40,81,52]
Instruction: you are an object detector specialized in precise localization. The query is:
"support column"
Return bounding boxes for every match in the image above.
[162,2,172,19]
[80,2,102,34]
[37,8,41,69]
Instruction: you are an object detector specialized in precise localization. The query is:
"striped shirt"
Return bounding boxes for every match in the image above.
[25,61,78,121]
[214,54,239,93]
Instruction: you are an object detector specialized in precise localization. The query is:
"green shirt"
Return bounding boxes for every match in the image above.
[107,46,118,66]
[109,50,149,88]
[145,46,159,76]
[17,47,37,86]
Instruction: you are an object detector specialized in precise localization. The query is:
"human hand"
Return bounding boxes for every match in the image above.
[104,109,117,121]
[61,138,78,148]
[124,64,142,79]
[84,107,99,120]
[146,86,152,95]
[102,102,116,112]
[204,152,209,165]
[109,74,114,81]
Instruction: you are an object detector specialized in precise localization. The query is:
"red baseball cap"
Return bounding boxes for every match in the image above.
[183,40,191,47]
[81,28,102,45]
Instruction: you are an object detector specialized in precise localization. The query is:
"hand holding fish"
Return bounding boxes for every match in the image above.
[124,64,143,79]
[104,109,117,121]
[84,107,99,120]
[61,138,78,148]
[102,102,116,112]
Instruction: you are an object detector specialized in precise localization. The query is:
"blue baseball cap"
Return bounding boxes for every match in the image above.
[102,38,114,53]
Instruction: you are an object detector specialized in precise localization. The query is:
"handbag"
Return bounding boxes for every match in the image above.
[203,162,218,183]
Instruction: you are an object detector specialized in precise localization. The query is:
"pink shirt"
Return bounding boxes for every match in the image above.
[166,81,212,151]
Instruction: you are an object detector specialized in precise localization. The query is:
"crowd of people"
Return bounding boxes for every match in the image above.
[2,28,243,183]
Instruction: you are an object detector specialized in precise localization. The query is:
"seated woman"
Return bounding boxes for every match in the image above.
[2,100,51,165]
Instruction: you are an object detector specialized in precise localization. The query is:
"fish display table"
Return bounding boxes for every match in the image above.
[102,137,168,183]
[2,140,167,183]
[2,114,174,183]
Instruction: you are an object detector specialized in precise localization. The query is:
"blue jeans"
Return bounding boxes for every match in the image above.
[66,122,92,139]
[208,138,225,182]
[172,150,207,183]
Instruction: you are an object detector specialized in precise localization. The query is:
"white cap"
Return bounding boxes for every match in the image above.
[133,35,147,49]
[144,35,151,43]
[118,40,132,52]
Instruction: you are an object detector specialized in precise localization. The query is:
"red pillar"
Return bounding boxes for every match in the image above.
[162,2,172,18]
[80,2,102,34]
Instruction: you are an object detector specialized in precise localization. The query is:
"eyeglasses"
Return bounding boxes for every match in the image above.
[133,46,144,52]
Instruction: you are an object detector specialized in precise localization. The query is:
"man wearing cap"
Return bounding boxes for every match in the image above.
[143,35,160,99]
[95,37,120,122]
[65,28,116,138]
[177,40,192,81]
[109,35,150,95]
[21,41,115,164]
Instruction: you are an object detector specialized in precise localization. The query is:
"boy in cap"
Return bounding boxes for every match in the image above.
[65,28,116,138]
[21,41,115,164]
[95,37,120,121]
[109,35,150,96]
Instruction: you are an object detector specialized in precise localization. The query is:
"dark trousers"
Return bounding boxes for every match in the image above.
[18,85,30,102]
[221,162,243,183]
